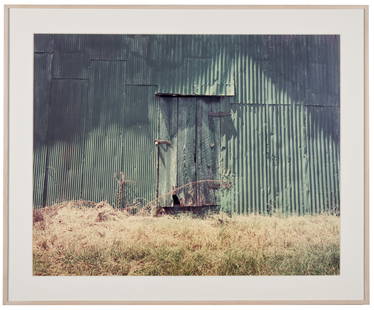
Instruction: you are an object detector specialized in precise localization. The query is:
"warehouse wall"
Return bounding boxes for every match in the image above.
[34,34,340,214]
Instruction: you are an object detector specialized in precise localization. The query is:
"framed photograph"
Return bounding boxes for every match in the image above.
[3,5,368,305]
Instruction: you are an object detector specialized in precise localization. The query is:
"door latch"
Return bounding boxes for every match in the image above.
[154,139,172,145]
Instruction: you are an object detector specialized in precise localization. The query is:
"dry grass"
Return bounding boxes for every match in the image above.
[33,201,340,276]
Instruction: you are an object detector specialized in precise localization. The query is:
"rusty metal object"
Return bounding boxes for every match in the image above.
[154,139,172,145]
[160,204,219,216]
[208,111,232,117]
[146,180,227,216]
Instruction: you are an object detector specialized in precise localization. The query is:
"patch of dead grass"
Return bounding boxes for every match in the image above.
[33,201,340,276]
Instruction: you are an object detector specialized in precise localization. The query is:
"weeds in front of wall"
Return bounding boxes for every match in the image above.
[113,172,152,214]
[111,171,339,217]
[327,192,340,216]
[33,200,340,276]
[114,172,127,209]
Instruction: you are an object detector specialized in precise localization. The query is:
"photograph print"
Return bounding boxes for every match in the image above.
[33,34,340,276]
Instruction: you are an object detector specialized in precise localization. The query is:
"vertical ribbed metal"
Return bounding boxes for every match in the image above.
[34,34,54,53]
[52,51,88,79]
[219,104,340,214]
[44,79,88,205]
[121,85,158,205]
[33,53,53,207]
[34,34,340,214]
[81,60,126,204]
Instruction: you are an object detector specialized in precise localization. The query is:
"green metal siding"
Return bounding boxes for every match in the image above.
[219,104,339,214]
[33,53,53,206]
[34,34,340,215]
[53,51,88,79]
[156,57,235,96]
[44,79,87,205]
[121,85,158,205]
[81,60,125,203]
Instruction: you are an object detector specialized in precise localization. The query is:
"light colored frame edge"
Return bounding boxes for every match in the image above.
[364,5,370,306]
[3,4,9,307]
[2,4,369,305]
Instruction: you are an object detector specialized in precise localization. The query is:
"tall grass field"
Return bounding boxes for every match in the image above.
[33,201,340,276]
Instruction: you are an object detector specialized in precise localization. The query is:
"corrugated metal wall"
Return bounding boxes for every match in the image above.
[34,34,340,214]
[219,104,339,215]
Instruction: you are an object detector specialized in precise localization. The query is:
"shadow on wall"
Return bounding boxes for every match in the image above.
[242,36,339,144]
[34,34,340,150]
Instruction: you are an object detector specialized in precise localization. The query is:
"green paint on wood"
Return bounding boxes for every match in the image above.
[177,98,197,205]
[158,97,178,198]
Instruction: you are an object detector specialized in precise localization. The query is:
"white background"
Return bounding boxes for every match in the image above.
[1,0,372,309]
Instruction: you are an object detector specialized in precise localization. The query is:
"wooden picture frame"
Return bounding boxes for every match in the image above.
[3,5,369,305]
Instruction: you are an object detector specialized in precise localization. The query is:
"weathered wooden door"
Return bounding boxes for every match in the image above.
[157,96,222,206]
